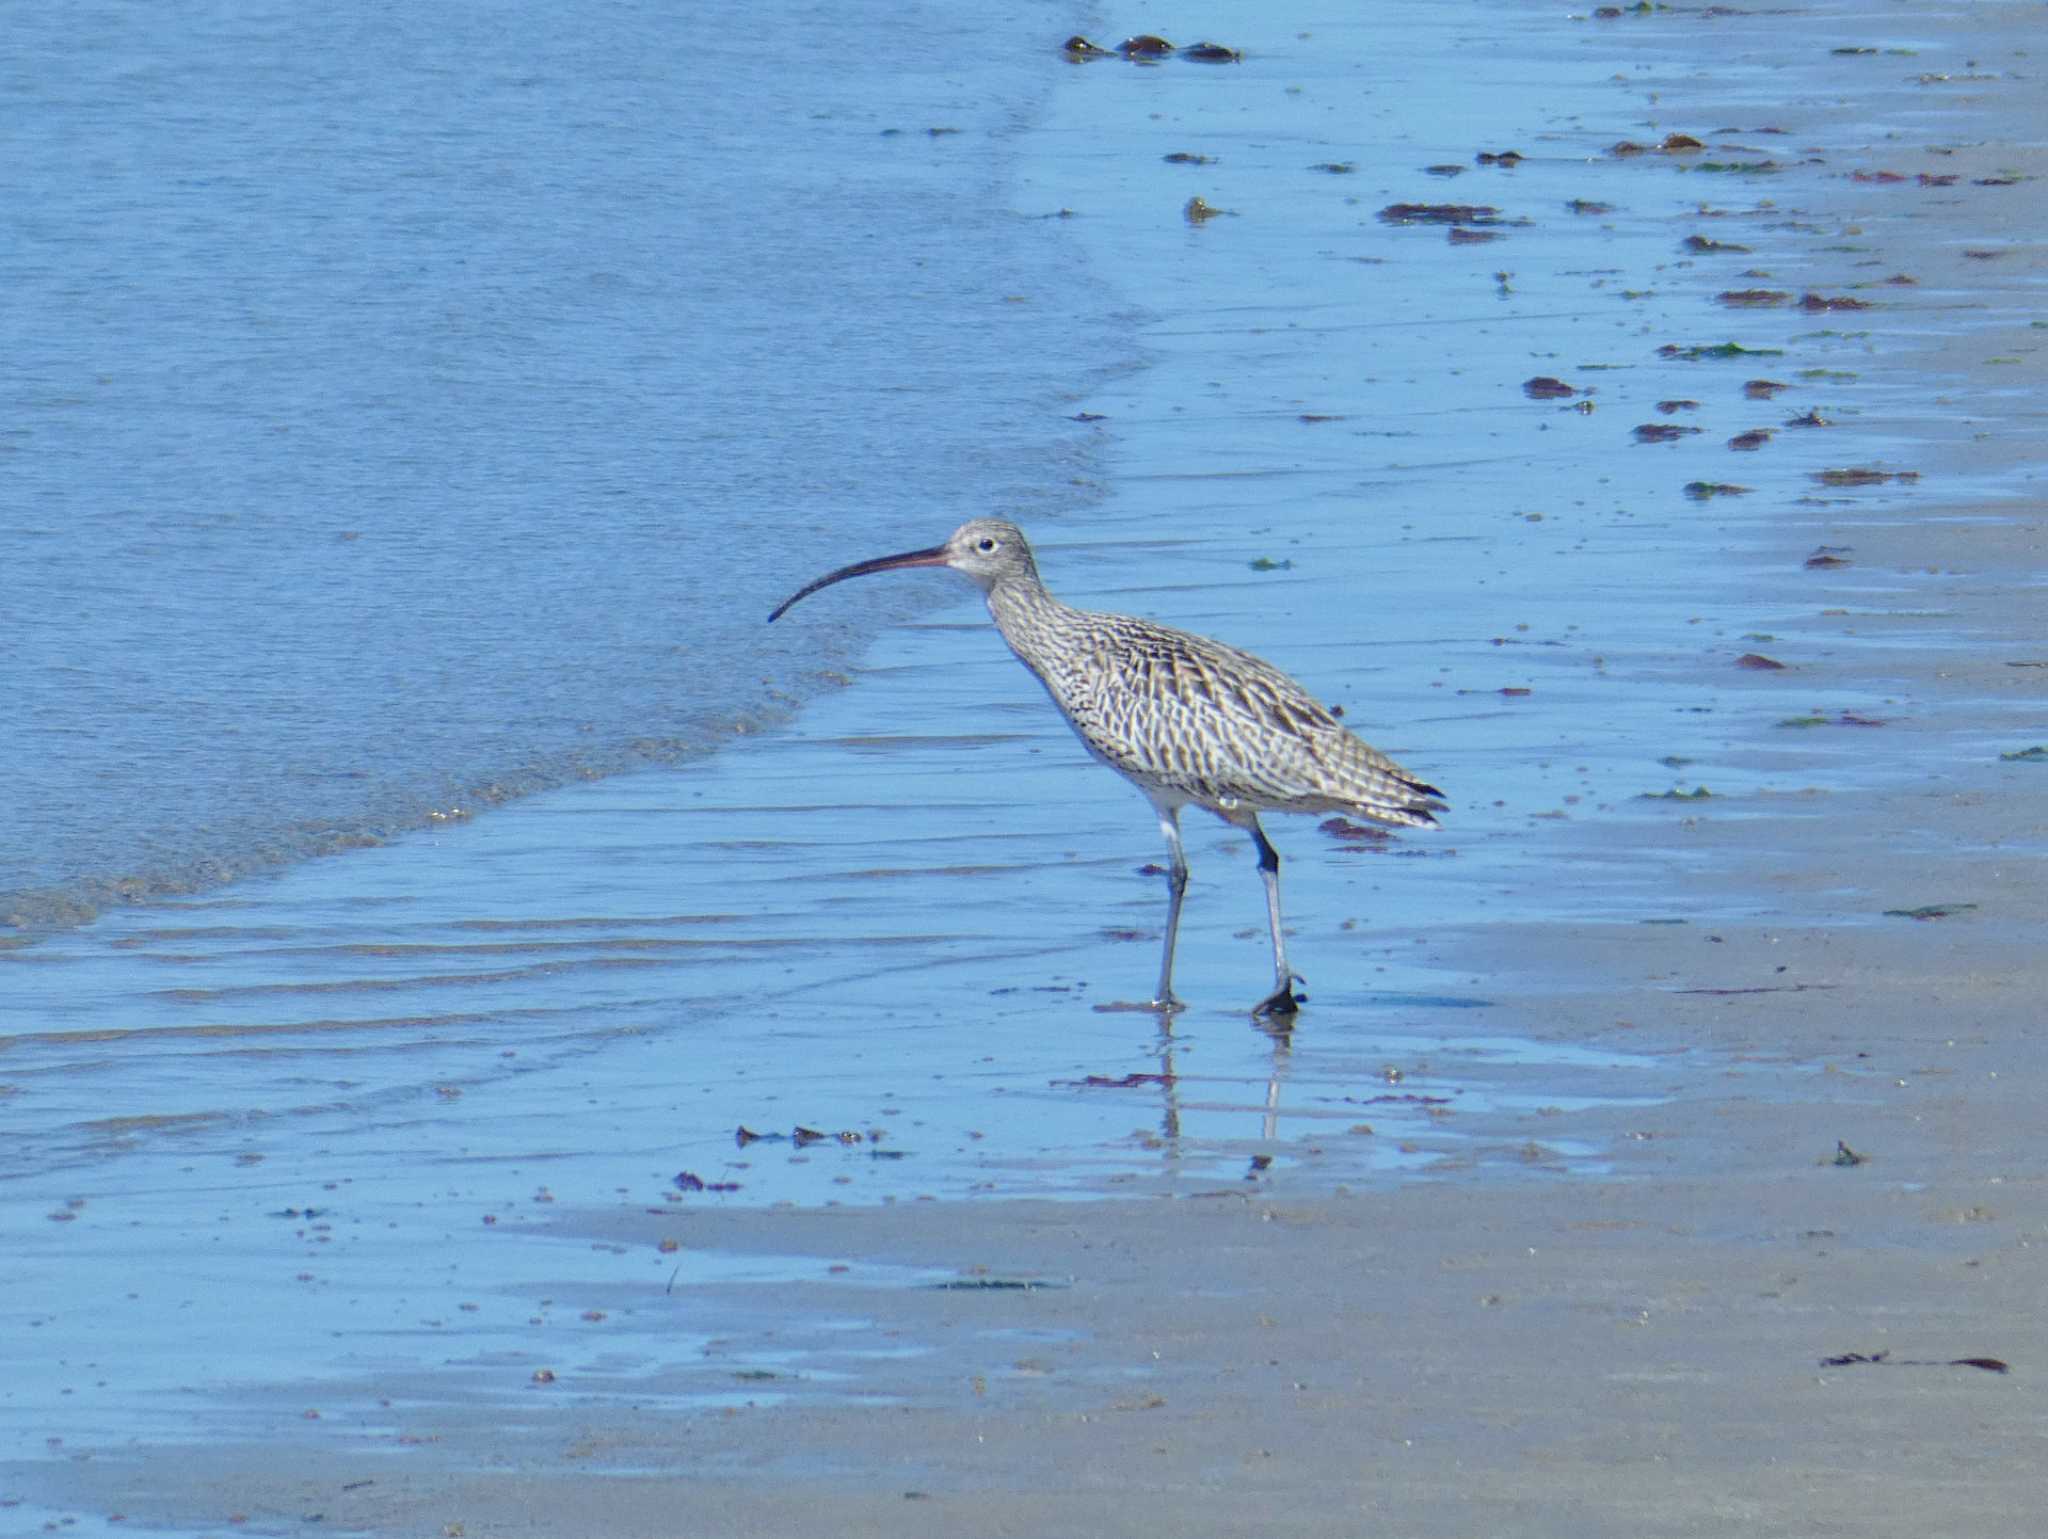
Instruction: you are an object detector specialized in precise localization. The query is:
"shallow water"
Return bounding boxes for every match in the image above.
[6,0,2045,1518]
[1,0,1112,931]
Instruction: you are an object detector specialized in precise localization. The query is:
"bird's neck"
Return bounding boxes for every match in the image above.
[985,569,1069,635]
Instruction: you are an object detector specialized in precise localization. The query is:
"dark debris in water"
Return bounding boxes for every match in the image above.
[673,1171,742,1194]
[1675,982,1836,996]
[1658,341,1786,361]
[1684,481,1752,499]
[735,1124,879,1148]
[1820,1351,2010,1374]
[1378,202,1502,226]
[1319,816,1394,845]
[1058,1071,1176,1089]
[1813,466,1919,486]
[1063,35,1240,63]
[1523,376,1577,399]
[1610,133,1708,157]
[1778,711,1886,728]
[1997,745,2048,762]
[1881,903,1978,921]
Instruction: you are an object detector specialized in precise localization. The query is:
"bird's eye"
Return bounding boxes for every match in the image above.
[977,537,999,553]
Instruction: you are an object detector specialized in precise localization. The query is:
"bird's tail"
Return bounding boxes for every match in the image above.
[1344,763,1447,828]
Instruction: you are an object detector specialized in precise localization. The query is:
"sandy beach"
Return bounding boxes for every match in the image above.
[10,0,2047,1534]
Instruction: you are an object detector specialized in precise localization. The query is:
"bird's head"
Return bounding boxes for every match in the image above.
[767,518,1039,621]
[935,518,1035,591]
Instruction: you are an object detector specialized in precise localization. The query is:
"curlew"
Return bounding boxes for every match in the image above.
[767,518,1445,1017]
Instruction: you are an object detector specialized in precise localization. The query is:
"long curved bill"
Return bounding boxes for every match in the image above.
[766,543,952,623]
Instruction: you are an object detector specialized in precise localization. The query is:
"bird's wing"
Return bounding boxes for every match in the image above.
[1046,618,1438,820]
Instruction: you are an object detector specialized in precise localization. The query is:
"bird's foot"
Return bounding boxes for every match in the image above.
[1251,979,1303,1019]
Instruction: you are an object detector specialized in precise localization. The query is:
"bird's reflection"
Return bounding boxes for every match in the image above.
[1144,1010,1294,1149]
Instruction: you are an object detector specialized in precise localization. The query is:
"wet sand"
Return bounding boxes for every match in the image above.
[10,1,2048,1534]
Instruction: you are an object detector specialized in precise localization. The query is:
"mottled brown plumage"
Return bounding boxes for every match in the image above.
[768,518,1444,1015]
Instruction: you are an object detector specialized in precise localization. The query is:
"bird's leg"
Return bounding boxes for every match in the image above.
[1248,820,1301,1018]
[1151,802,1189,1013]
